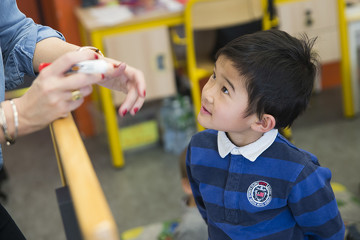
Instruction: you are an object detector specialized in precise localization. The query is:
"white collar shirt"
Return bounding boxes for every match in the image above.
[217,129,278,162]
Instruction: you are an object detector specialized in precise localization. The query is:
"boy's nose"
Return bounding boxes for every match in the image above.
[202,82,215,104]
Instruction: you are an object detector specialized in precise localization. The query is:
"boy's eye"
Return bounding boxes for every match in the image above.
[212,71,216,79]
[221,86,229,94]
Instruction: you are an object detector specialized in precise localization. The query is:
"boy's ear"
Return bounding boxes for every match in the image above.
[251,114,276,133]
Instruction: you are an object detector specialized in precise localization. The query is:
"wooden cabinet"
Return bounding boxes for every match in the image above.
[277,0,340,64]
[103,26,177,106]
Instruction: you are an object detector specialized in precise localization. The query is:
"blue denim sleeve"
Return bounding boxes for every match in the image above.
[1,0,65,90]
[4,24,65,90]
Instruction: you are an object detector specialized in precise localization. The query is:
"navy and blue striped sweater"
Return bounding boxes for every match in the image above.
[186,129,345,240]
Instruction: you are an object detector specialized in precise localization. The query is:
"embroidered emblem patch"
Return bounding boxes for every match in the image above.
[247,180,272,207]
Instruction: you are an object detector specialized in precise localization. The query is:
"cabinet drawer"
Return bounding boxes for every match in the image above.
[306,28,341,63]
[277,0,337,34]
[277,0,340,63]
[103,26,177,106]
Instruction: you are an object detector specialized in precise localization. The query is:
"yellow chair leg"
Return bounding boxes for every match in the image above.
[91,31,125,168]
[280,127,292,141]
[99,86,125,168]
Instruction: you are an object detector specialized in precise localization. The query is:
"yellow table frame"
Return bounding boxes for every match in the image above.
[337,0,356,117]
[76,7,184,167]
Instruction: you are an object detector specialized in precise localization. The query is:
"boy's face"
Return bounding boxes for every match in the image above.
[198,55,259,145]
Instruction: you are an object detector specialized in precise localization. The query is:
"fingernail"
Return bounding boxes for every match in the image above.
[113,63,121,68]
[134,107,138,114]
[101,73,105,80]
[95,54,99,59]
[143,90,146,97]
[122,109,127,116]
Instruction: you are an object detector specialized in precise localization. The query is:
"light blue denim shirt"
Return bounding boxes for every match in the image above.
[0,0,65,167]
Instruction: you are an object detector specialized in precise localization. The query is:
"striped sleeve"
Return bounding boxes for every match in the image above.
[186,142,208,224]
[288,159,345,239]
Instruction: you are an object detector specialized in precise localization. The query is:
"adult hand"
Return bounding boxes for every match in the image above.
[97,58,146,117]
[14,51,107,136]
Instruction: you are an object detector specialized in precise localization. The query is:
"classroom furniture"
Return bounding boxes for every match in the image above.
[50,115,119,240]
[340,0,360,116]
[276,0,357,118]
[337,0,356,118]
[103,26,177,106]
[75,4,184,167]
[277,0,341,92]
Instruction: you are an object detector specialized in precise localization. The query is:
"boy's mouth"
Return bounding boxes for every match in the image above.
[200,105,211,115]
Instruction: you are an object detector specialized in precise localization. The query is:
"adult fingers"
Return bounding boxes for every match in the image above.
[118,87,145,116]
[130,95,145,115]
[105,62,126,79]
[66,85,93,102]
[125,66,146,98]
[59,72,103,92]
[41,50,101,76]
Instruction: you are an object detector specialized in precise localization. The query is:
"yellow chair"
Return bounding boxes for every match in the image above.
[183,0,269,131]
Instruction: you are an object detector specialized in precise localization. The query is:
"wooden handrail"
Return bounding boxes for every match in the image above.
[50,114,119,240]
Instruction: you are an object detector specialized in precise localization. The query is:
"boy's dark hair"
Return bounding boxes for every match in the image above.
[215,29,318,128]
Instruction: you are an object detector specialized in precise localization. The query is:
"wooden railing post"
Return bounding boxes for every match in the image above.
[50,114,119,240]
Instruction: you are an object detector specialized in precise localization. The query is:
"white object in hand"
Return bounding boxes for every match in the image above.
[67,60,108,74]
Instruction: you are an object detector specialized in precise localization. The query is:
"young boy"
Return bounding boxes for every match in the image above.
[186,29,345,239]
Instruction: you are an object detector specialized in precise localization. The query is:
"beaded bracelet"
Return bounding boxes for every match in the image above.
[0,101,17,146]
[10,100,18,141]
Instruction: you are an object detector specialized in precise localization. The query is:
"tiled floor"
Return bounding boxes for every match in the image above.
[1,86,359,240]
